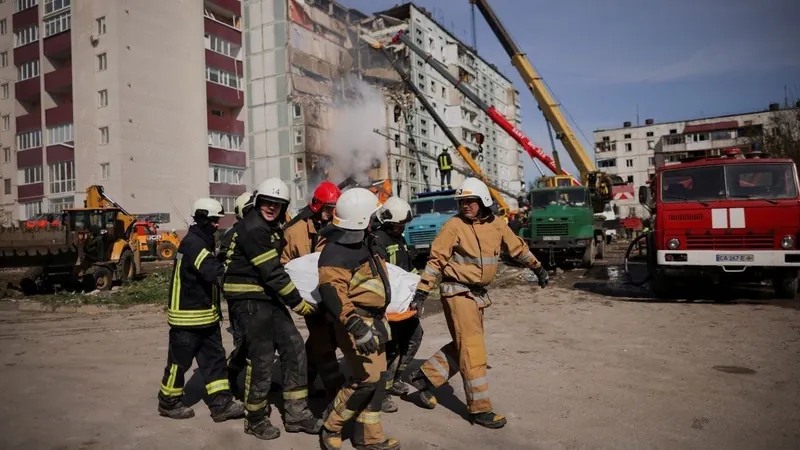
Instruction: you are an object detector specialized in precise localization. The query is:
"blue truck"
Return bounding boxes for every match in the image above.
[405,190,459,260]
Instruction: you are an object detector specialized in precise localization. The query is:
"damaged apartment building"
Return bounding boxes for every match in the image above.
[243,0,524,210]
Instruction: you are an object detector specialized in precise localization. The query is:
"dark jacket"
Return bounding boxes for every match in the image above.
[222,208,303,308]
[438,151,453,171]
[373,229,415,273]
[167,225,225,328]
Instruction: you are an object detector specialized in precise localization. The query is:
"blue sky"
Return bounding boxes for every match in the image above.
[344,0,800,182]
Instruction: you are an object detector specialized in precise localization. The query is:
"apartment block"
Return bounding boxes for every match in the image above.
[0,0,247,229]
[593,103,798,218]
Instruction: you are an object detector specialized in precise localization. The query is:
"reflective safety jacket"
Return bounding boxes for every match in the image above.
[318,234,391,326]
[222,209,303,308]
[373,229,415,274]
[418,214,541,294]
[167,225,225,328]
[280,216,326,264]
[217,223,238,265]
[438,151,453,171]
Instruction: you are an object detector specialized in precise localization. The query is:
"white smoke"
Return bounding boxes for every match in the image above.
[326,77,387,185]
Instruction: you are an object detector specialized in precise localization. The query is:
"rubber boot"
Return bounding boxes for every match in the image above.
[415,389,437,410]
[387,380,409,396]
[470,411,507,429]
[320,427,344,450]
[381,396,399,413]
[409,372,437,410]
[211,399,245,423]
[354,438,401,450]
[244,416,281,440]
[158,401,195,420]
[283,399,323,434]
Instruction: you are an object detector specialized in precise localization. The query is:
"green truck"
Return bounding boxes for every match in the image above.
[518,186,615,269]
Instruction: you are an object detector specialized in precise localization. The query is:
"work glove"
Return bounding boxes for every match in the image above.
[291,299,317,317]
[409,289,428,316]
[346,316,380,355]
[533,265,549,288]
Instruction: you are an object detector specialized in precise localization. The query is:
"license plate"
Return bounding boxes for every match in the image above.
[543,236,561,241]
[415,244,430,249]
[716,254,754,262]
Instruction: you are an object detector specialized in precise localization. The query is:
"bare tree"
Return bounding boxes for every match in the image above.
[753,109,800,164]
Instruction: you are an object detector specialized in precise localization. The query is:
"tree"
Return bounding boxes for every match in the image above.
[752,109,800,164]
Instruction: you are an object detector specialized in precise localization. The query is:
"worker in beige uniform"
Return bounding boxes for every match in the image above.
[407,177,549,429]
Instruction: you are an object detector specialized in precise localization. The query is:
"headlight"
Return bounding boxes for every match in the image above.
[667,238,680,250]
[781,235,794,249]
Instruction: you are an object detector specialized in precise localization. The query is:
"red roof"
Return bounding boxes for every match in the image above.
[683,120,739,133]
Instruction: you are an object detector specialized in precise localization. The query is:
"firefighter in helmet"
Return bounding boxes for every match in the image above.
[437,148,453,190]
[157,198,245,422]
[372,196,423,414]
[408,178,549,429]
[318,188,400,450]
[223,178,321,440]
[281,180,345,400]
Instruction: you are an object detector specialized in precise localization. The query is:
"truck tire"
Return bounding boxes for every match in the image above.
[773,274,799,299]
[118,249,136,284]
[157,242,177,260]
[91,266,114,291]
[582,239,596,268]
[20,267,44,296]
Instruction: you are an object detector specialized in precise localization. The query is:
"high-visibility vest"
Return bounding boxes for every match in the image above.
[438,154,452,171]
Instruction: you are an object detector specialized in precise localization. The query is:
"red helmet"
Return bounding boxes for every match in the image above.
[310,181,341,213]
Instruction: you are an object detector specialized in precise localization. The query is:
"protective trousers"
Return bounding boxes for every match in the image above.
[304,313,345,396]
[228,299,313,423]
[324,318,388,446]
[226,299,246,376]
[158,326,233,414]
[385,316,423,385]
[419,293,492,414]
[440,170,452,189]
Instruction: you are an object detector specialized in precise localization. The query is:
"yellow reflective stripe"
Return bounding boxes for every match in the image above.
[170,260,182,311]
[244,359,252,403]
[160,384,183,396]
[278,281,296,297]
[194,248,210,270]
[349,273,386,297]
[160,363,181,396]
[387,244,398,265]
[355,411,381,424]
[250,249,278,266]
[167,306,219,326]
[223,232,238,272]
[283,389,308,400]
[246,400,268,411]
[206,379,230,395]
[223,283,264,293]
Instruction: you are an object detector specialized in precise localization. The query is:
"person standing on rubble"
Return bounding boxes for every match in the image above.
[216,191,252,398]
[371,196,423,414]
[407,177,549,429]
[223,178,321,440]
[281,180,345,401]
[318,188,400,450]
[156,198,245,423]
[437,148,453,190]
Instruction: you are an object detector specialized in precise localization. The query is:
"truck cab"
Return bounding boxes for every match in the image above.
[641,155,800,298]
[405,190,458,258]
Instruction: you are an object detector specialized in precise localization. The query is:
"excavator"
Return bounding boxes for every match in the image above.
[0,185,142,294]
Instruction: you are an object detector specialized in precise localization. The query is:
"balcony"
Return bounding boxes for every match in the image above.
[659,134,686,152]
[45,104,73,126]
[46,144,74,164]
[204,17,242,46]
[205,49,243,76]
[17,148,43,168]
[205,0,242,18]
[44,67,72,93]
[209,183,246,197]
[18,182,44,201]
[13,41,39,65]
[16,110,41,133]
[206,82,244,108]
[208,147,246,168]
[15,77,41,103]
[43,32,71,59]
[207,113,244,135]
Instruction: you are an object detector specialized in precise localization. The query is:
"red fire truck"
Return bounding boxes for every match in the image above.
[638,152,800,299]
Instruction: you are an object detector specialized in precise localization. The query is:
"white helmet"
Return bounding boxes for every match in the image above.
[455,177,493,207]
[193,198,225,219]
[254,178,290,205]
[234,192,252,219]
[378,196,412,224]
[332,187,381,231]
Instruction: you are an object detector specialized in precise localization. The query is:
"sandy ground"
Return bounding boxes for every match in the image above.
[1,265,798,450]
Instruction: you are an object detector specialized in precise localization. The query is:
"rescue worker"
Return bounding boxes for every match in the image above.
[157,198,245,422]
[408,178,549,429]
[217,191,253,399]
[223,178,321,440]
[318,188,400,450]
[280,180,345,400]
[437,148,453,190]
[372,196,423,414]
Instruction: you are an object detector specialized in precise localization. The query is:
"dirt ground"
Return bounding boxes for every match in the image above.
[1,263,798,450]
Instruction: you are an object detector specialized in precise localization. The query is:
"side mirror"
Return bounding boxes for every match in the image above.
[638,186,650,205]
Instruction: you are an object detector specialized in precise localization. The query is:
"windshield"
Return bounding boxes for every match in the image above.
[661,163,798,202]
[529,188,588,208]
[411,198,459,216]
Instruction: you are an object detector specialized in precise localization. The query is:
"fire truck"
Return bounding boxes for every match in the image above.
[638,151,800,298]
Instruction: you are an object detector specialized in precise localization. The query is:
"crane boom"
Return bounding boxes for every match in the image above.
[470,0,596,178]
[391,31,578,184]
[360,34,511,214]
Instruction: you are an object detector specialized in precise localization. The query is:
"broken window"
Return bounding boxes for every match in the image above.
[394,134,400,148]
[293,103,302,119]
